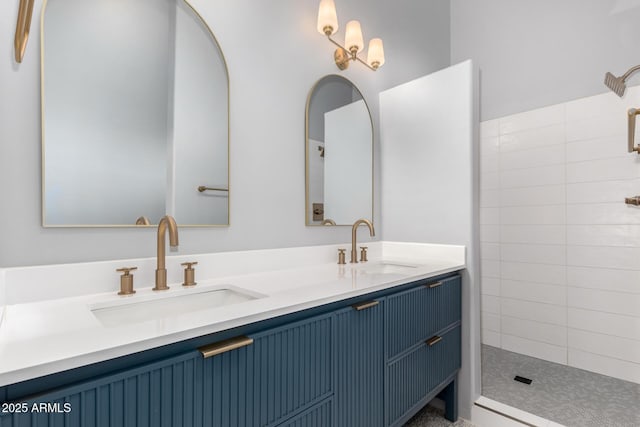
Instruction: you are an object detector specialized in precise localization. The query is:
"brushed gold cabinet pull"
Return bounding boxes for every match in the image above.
[352,300,379,311]
[199,336,253,358]
[426,335,442,346]
[426,281,443,289]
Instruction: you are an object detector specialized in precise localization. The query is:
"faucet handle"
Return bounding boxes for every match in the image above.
[360,246,368,262]
[181,261,198,268]
[181,262,198,287]
[337,249,346,265]
[116,267,137,295]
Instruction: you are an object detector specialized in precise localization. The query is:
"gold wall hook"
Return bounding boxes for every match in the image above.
[14,0,35,63]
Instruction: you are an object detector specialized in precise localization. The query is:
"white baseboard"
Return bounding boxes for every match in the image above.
[471,397,565,427]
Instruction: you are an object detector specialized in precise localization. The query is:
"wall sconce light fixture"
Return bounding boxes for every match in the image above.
[317,0,385,71]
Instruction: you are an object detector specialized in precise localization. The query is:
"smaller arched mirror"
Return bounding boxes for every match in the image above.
[305,75,373,226]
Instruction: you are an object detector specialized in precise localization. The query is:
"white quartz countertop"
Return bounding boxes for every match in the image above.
[0,242,465,387]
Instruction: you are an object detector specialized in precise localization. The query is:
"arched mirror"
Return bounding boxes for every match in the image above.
[41,0,229,227]
[305,75,373,226]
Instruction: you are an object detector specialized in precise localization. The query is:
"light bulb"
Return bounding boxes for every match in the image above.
[367,38,385,69]
[345,20,364,54]
[317,0,338,36]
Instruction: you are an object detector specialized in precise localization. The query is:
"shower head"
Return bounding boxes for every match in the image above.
[604,72,627,97]
[604,65,640,97]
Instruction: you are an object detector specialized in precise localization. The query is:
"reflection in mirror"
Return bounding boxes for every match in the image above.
[306,75,373,226]
[42,0,229,226]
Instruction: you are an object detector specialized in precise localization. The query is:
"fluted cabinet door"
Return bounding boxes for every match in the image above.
[200,313,333,427]
[333,300,384,427]
[201,341,255,427]
[385,276,461,359]
[250,313,333,427]
[0,351,202,427]
[386,326,461,426]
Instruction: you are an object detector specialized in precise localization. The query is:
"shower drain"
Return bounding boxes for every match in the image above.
[514,375,533,385]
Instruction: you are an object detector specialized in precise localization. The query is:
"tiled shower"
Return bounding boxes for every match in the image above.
[479,86,640,384]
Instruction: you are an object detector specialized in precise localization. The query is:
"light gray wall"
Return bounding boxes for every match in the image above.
[451,0,640,120]
[0,0,450,267]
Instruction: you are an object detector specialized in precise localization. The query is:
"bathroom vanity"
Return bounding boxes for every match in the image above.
[0,242,463,427]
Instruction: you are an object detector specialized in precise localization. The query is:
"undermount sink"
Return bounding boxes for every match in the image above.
[358,262,419,275]
[90,287,261,327]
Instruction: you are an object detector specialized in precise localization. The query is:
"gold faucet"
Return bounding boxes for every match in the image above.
[153,215,179,291]
[351,218,375,263]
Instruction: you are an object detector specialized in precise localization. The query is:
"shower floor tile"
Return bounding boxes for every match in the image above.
[482,345,640,427]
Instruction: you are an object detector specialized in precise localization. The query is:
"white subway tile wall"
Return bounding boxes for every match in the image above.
[479,86,640,384]
[0,270,4,327]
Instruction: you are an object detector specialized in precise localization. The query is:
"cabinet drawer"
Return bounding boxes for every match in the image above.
[201,339,254,427]
[385,275,461,359]
[254,313,333,427]
[201,313,332,427]
[275,397,332,427]
[386,325,461,426]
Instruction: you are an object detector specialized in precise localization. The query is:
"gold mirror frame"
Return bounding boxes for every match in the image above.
[40,0,231,228]
[304,74,374,226]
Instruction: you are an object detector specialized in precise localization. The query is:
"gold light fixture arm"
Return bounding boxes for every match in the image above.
[14,0,35,63]
[326,35,377,72]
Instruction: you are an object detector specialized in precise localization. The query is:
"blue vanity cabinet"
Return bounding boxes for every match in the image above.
[0,350,202,427]
[204,313,333,427]
[385,275,462,427]
[333,299,385,427]
[0,272,462,427]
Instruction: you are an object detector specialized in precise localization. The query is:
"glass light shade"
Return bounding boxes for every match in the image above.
[367,38,385,68]
[345,20,364,53]
[317,0,338,35]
